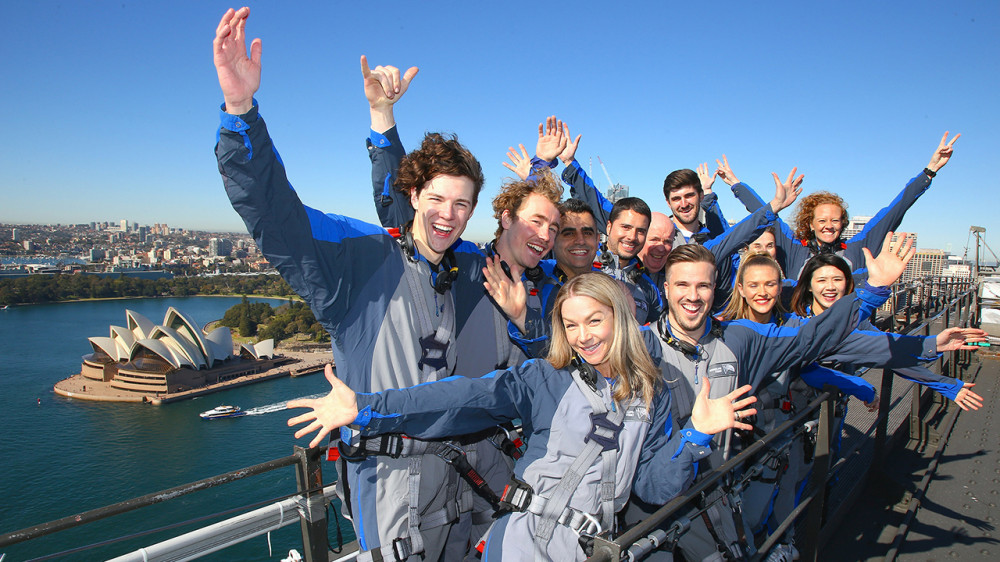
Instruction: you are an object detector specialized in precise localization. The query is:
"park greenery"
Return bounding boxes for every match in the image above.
[0,273,296,306]
[219,296,329,343]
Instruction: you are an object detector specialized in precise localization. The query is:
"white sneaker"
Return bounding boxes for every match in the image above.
[764,544,800,562]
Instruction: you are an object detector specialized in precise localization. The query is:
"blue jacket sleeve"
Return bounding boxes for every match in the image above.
[844,172,932,271]
[890,366,964,400]
[353,361,542,438]
[216,103,399,334]
[798,365,876,403]
[722,283,891,387]
[703,202,778,262]
[701,192,731,236]
[562,159,612,235]
[818,325,941,368]
[367,126,414,228]
[632,387,713,504]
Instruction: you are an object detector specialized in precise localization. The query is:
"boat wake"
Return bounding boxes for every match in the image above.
[243,393,326,416]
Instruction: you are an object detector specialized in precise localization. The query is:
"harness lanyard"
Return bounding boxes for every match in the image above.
[532,369,625,553]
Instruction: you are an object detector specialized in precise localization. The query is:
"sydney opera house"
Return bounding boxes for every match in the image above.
[81,307,278,394]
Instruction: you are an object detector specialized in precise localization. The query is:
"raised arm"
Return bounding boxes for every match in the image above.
[704,167,803,261]
[698,162,730,235]
[363,56,419,228]
[558,125,613,233]
[844,132,960,267]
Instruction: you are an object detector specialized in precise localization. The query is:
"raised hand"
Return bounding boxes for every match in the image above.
[558,122,582,166]
[715,154,740,187]
[483,255,527,331]
[936,327,989,352]
[502,144,532,181]
[690,378,758,435]
[768,167,804,213]
[927,131,960,173]
[863,232,916,287]
[362,55,418,132]
[697,163,718,195]
[214,7,261,115]
[535,116,567,162]
[287,364,359,448]
[954,384,984,411]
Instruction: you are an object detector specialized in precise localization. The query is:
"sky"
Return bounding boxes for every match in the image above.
[2,1,998,255]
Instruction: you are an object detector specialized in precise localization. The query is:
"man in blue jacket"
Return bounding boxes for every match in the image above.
[213,8,521,560]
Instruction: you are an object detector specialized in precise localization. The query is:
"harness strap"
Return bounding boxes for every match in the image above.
[398,254,455,383]
[532,368,624,552]
[339,435,503,508]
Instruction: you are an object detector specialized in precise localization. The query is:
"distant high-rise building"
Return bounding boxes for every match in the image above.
[903,248,946,284]
[209,237,233,257]
[606,183,630,203]
[23,240,34,252]
[89,248,106,262]
[841,215,872,240]
[11,228,20,241]
[120,219,129,232]
[138,226,149,241]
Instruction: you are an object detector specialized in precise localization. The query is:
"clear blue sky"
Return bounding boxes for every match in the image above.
[2,1,998,255]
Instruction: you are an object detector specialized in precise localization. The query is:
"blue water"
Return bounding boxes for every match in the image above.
[0,297,353,561]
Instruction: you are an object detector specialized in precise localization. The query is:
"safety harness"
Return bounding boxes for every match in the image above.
[488,360,625,558]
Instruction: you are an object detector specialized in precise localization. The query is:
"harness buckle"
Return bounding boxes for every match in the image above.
[585,411,622,452]
[497,476,533,515]
[391,537,412,561]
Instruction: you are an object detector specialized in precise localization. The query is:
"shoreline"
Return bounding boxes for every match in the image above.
[3,293,304,307]
[53,350,332,405]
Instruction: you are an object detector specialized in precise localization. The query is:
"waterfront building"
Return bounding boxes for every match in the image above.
[82,307,276,394]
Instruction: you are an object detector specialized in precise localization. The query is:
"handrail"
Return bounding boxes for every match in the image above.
[0,451,306,548]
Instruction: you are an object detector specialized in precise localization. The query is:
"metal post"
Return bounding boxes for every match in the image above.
[294,446,329,562]
[801,387,836,562]
[874,369,895,465]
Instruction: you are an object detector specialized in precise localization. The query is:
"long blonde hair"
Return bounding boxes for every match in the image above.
[547,272,661,406]
[719,253,786,321]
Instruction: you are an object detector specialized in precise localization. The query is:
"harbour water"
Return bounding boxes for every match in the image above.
[0,297,354,561]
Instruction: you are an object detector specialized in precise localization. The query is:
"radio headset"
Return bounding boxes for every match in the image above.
[804,237,847,254]
[395,223,458,295]
[657,313,723,359]
[571,354,600,392]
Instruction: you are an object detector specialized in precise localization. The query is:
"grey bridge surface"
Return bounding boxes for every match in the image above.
[827,352,1000,560]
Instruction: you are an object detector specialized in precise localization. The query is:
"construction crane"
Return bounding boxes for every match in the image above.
[597,156,625,201]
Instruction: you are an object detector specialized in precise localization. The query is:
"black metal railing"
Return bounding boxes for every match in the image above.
[0,446,337,562]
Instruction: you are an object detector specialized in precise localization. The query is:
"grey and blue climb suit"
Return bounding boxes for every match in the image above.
[217,105,512,561]
[347,357,715,561]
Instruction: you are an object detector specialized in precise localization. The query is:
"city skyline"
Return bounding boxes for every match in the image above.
[3,2,998,253]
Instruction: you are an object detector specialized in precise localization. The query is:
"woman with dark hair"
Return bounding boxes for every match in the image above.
[288,272,756,561]
[788,248,985,409]
[719,132,960,280]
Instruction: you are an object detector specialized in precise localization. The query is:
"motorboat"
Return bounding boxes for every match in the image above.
[199,405,246,420]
